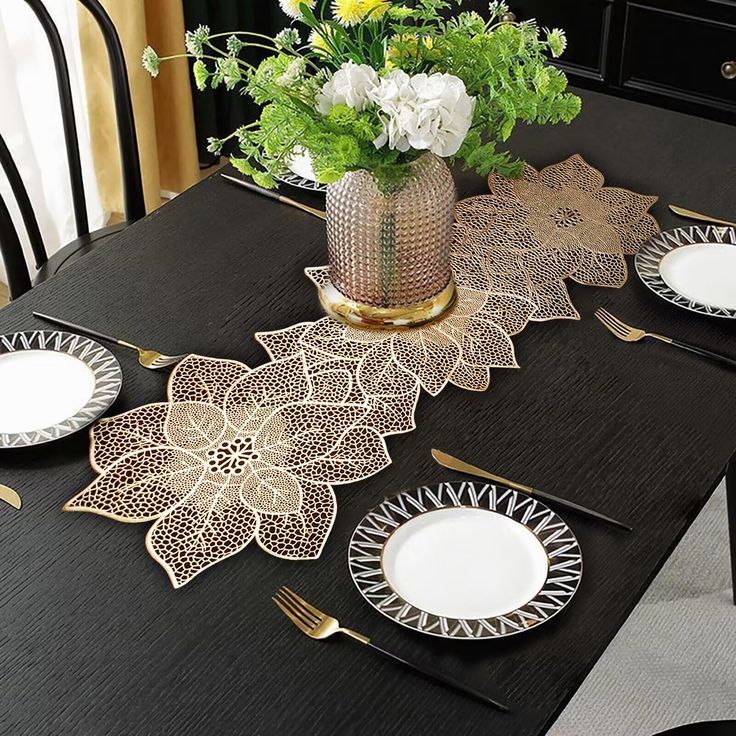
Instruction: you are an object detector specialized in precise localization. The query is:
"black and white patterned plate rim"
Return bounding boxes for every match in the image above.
[635,224,736,319]
[348,480,583,640]
[275,171,327,193]
[0,330,122,448]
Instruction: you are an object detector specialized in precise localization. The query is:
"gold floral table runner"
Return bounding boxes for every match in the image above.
[65,155,659,587]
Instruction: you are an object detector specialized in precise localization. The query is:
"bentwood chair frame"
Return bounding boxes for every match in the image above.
[0,0,145,300]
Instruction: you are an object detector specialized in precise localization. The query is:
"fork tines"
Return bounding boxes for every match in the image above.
[273,586,321,633]
[595,308,633,339]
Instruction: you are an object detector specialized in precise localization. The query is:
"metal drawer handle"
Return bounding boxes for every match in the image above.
[722,61,736,80]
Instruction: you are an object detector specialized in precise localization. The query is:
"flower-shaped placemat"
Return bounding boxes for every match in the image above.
[65,354,391,587]
[67,155,659,587]
[453,154,660,319]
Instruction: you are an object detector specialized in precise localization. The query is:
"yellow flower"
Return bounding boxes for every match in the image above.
[332,0,389,27]
[361,0,390,21]
[309,27,334,56]
[385,33,434,69]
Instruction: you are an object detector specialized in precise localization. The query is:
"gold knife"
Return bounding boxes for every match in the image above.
[668,204,736,228]
[220,174,326,220]
[431,449,632,532]
[0,484,22,510]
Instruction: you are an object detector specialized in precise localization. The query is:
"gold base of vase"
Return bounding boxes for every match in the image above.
[319,279,457,329]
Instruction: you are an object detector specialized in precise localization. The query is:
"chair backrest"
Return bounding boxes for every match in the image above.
[0,0,145,300]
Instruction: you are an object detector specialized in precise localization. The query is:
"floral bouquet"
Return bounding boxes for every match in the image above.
[143,0,580,189]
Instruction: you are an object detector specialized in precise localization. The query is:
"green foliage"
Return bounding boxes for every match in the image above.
[144,1,581,188]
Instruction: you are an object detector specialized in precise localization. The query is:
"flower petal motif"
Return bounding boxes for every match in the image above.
[455,154,659,320]
[254,402,371,471]
[165,402,227,452]
[90,403,169,472]
[448,362,490,392]
[391,328,461,396]
[241,466,303,515]
[257,480,336,560]
[288,426,391,484]
[65,447,206,522]
[257,318,420,437]
[146,477,258,588]
[309,366,354,404]
[255,322,312,362]
[70,352,397,587]
[169,355,251,407]
[224,354,310,432]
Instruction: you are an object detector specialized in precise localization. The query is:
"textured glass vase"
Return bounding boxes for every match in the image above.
[322,153,457,328]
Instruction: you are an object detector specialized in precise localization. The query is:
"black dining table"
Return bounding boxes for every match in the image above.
[1,88,735,736]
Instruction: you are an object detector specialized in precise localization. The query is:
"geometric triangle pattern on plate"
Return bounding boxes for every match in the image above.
[635,224,736,319]
[0,330,122,449]
[349,481,582,640]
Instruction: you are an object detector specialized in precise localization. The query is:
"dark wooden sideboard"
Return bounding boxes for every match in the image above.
[465,0,736,124]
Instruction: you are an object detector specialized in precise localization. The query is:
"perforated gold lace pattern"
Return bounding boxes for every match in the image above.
[453,154,659,319]
[66,354,391,587]
[68,156,658,587]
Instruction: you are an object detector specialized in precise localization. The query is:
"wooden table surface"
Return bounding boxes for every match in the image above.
[1,89,735,736]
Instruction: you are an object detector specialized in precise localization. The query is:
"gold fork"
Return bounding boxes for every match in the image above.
[273,586,508,711]
[595,308,736,370]
[33,312,187,370]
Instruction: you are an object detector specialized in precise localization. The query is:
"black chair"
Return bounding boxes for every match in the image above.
[0,0,145,301]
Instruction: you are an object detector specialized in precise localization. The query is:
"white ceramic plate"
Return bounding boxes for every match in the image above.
[349,481,583,640]
[275,149,327,193]
[635,225,736,318]
[659,243,736,311]
[0,331,122,448]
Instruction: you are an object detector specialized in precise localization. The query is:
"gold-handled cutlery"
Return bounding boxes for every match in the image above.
[33,313,187,370]
[272,586,509,711]
[432,449,632,532]
[0,484,21,510]
[220,174,326,220]
[595,308,736,370]
[668,204,736,228]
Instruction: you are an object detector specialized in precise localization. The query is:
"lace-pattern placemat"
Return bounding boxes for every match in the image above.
[66,155,658,587]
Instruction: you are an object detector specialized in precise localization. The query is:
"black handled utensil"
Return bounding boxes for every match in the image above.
[432,449,633,532]
[220,174,326,220]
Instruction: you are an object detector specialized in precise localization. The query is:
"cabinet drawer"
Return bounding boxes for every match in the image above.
[621,2,736,110]
[506,0,614,79]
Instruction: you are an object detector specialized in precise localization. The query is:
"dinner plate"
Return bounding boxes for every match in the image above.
[275,171,327,193]
[0,330,122,448]
[349,481,582,640]
[276,149,327,193]
[635,225,736,318]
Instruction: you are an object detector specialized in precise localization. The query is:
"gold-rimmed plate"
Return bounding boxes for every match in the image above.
[348,481,582,640]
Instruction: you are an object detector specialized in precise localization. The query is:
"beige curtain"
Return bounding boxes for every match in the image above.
[78,0,200,214]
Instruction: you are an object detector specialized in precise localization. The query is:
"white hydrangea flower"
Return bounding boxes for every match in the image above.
[316,61,380,114]
[369,70,475,157]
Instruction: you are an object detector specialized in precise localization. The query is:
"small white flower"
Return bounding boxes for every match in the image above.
[277,57,306,87]
[369,70,475,157]
[185,24,210,58]
[316,61,380,114]
[275,27,301,49]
